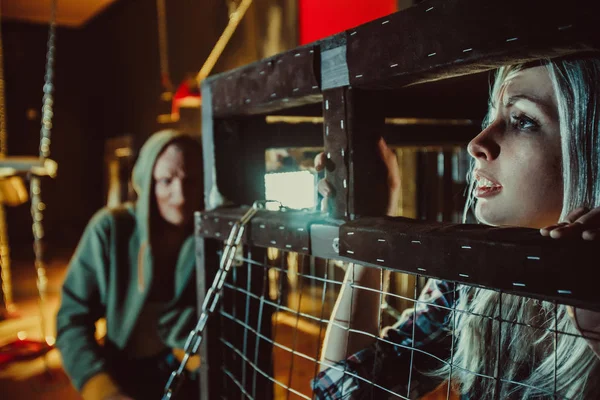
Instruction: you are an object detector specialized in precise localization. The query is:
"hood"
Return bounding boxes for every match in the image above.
[131,129,189,241]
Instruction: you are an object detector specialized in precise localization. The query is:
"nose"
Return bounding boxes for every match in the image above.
[467,121,501,161]
[170,178,186,205]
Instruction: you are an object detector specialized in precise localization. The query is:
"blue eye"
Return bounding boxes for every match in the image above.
[510,113,540,132]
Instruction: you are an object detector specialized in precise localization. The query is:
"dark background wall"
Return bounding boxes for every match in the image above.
[1,0,298,259]
[2,21,93,256]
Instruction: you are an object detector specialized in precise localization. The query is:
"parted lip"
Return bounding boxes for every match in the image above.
[473,169,502,187]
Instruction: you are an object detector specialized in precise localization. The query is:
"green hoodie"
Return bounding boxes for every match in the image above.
[56,130,199,397]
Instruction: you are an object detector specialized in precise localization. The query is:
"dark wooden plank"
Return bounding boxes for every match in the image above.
[196,208,600,312]
[323,88,389,219]
[207,45,322,118]
[340,217,600,312]
[196,207,325,255]
[322,88,350,219]
[347,0,600,89]
[207,0,600,118]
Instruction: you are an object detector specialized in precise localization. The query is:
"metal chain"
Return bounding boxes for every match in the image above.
[162,202,265,400]
[0,2,7,156]
[0,2,15,314]
[29,0,56,344]
[39,0,56,160]
[0,204,14,313]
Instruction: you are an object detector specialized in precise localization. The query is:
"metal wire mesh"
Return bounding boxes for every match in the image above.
[216,246,340,399]
[204,239,595,400]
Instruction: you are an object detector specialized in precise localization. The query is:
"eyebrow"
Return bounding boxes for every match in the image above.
[504,94,557,119]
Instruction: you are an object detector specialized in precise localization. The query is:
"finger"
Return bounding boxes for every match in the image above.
[549,222,586,239]
[377,138,401,217]
[540,222,568,236]
[377,137,392,158]
[564,206,589,223]
[378,138,400,177]
[317,178,332,198]
[573,206,600,226]
[320,193,329,213]
[582,228,600,241]
[314,152,326,172]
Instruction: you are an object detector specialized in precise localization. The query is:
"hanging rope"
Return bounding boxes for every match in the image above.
[0,1,15,315]
[29,0,57,346]
[196,0,254,83]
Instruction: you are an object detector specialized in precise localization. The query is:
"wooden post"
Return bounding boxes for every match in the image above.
[323,87,388,219]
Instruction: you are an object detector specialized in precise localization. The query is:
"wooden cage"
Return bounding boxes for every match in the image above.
[194,1,600,398]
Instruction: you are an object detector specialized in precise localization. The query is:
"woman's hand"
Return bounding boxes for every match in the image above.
[540,206,600,240]
[314,137,401,216]
[315,138,399,369]
[567,306,600,360]
[541,207,600,359]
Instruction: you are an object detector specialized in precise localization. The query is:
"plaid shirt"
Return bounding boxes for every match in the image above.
[312,279,458,400]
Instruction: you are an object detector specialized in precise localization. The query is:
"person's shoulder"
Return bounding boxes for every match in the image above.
[87,203,136,231]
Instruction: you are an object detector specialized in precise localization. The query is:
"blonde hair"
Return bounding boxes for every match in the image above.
[445,57,600,399]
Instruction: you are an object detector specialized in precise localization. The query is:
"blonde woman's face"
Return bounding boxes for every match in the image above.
[467,66,563,229]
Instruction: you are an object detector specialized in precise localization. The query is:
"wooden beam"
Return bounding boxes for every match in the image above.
[339,216,600,311]
[207,45,322,118]
[346,0,600,88]
[323,88,389,219]
[195,208,600,312]
[207,0,600,118]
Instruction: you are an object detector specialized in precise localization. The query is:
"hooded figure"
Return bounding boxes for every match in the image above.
[56,130,203,400]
